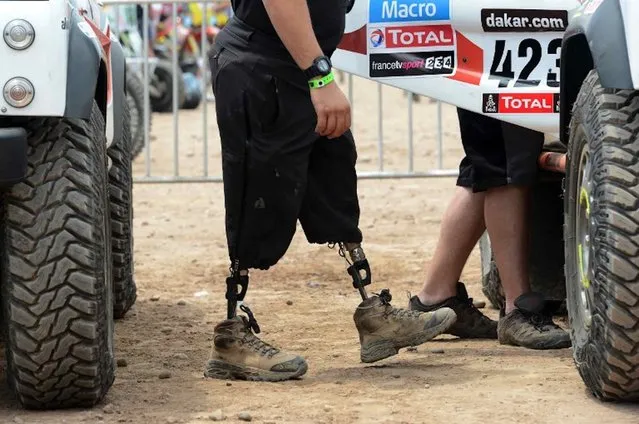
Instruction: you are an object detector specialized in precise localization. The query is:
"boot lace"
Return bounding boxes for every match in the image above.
[240,304,261,333]
[242,332,281,358]
[239,305,281,358]
[376,289,423,320]
[460,295,494,326]
[526,312,557,332]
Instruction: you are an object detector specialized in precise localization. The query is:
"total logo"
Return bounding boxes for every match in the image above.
[370,28,385,48]
[483,93,560,114]
[369,24,454,49]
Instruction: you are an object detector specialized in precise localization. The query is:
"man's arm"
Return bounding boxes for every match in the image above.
[262,0,324,70]
[262,0,351,139]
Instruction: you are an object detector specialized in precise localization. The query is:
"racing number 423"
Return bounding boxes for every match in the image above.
[489,38,561,88]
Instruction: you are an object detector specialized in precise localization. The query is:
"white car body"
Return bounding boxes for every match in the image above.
[0,0,117,145]
[333,0,639,136]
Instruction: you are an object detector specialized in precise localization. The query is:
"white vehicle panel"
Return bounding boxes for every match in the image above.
[0,0,69,117]
[335,0,582,136]
[619,0,639,89]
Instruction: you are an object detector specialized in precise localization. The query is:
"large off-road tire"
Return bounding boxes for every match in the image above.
[150,59,186,113]
[125,66,149,160]
[480,177,566,313]
[108,101,137,319]
[564,70,639,401]
[0,102,115,409]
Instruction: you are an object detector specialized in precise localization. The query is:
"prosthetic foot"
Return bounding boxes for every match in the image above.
[335,243,458,363]
[204,271,308,381]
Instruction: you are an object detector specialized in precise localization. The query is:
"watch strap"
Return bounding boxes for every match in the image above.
[308,71,335,89]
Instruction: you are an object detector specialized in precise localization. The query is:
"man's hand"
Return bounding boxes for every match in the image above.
[311,82,351,139]
[262,0,351,138]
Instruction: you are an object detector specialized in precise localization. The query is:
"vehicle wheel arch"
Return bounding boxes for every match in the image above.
[560,0,636,144]
[95,59,108,120]
[559,32,593,145]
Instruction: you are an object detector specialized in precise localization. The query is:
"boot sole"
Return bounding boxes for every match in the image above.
[360,312,457,363]
[498,335,572,350]
[204,359,308,382]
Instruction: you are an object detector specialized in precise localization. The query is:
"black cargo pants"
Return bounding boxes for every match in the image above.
[209,22,363,271]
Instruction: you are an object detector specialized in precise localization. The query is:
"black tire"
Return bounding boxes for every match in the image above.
[150,59,186,113]
[0,102,115,409]
[182,92,202,110]
[564,70,639,401]
[125,66,149,160]
[108,101,137,319]
[181,71,202,110]
[481,178,567,313]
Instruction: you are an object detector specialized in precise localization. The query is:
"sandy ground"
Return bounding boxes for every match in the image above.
[1,76,639,424]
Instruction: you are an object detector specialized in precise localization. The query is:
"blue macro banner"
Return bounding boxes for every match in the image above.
[369,0,451,24]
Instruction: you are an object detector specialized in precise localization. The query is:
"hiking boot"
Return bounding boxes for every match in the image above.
[354,289,457,363]
[204,308,307,382]
[408,282,498,339]
[498,292,571,350]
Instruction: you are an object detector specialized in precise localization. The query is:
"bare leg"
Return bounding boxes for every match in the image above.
[484,185,530,313]
[417,187,486,305]
[488,185,571,349]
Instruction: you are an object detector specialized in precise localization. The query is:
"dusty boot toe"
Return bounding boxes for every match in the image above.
[270,357,308,374]
[422,307,458,333]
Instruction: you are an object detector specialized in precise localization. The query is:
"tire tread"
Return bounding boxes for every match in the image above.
[108,100,137,319]
[1,104,115,409]
[566,70,639,401]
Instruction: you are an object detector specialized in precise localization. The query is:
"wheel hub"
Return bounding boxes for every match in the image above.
[576,146,595,330]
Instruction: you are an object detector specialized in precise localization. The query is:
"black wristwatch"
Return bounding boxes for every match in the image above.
[303,56,332,80]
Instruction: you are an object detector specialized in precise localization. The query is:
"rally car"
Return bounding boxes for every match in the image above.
[335,0,639,402]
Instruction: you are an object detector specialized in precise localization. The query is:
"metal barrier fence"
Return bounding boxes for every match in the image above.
[103,0,461,183]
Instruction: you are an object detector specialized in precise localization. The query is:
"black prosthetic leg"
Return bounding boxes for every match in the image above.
[225,265,260,333]
[334,243,372,301]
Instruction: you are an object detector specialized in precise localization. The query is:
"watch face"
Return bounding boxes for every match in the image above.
[317,59,330,73]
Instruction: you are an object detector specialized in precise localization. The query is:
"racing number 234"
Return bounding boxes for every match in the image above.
[489,38,561,88]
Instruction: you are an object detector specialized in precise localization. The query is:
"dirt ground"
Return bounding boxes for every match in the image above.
[1,76,639,423]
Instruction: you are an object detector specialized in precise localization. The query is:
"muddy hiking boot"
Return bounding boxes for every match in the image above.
[408,282,498,339]
[204,307,308,382]
[354,289,457,363]
[498,292,571,350]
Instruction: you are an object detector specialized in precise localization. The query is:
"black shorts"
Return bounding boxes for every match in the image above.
[456,108,544,192]
[209,25,362,271]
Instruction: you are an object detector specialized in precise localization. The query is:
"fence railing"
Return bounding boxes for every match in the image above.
[102,0,463,183]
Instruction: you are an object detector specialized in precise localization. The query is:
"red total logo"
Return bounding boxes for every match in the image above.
[384,24,454,48]
[499,93,554,113]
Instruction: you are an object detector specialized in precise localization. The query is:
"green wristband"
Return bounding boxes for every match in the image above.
[308,71,334,89]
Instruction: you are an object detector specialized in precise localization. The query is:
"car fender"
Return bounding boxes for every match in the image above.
[109,39,126,149]
[64,9,103,119]
[559,0,635,142]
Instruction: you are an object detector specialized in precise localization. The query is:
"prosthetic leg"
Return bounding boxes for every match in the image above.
[225,266,260,333]
[343,240,455,363]
[208,264,307,381]
[334,242,373,301]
